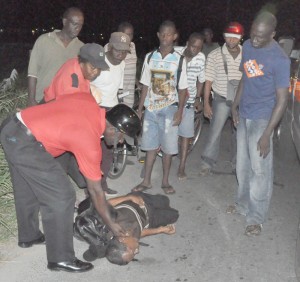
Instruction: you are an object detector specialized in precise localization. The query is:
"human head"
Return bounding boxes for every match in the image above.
[250,11,277,48]
[203,28,214,44]
[185,32,204,58]
[62,7,84,39]
[118,22,134,42]
[107,32,131,64]
[78,43,109,81]
[104,104,141,145]
[106,236,139,265]
[223,22,244,50]
[157,20,178,48]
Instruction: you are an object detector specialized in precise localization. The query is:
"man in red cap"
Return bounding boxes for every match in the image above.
[199,22,244,176]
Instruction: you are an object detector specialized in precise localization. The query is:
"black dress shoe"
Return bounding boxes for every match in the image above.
[18,234,45,248]
[48,258,93,272]
[104,188,118,195]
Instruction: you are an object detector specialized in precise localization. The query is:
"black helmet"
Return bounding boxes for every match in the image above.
[106,104,141,137]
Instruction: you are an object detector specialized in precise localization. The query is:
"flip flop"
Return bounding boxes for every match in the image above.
[161,185,176,194]
[131,183,152,192]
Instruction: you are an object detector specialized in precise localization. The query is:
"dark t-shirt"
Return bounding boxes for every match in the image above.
[240,39,290,120]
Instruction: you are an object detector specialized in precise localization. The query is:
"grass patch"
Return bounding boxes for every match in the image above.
[0,74,27,242]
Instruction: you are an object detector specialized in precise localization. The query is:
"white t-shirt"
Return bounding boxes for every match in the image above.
[91,56,125,107]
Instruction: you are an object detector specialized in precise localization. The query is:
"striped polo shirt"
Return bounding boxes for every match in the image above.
[205,43,242,98]
[175,46,206,103]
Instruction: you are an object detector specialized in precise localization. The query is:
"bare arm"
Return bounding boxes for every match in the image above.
[28,76,38,106]
[231,77,244,127]
[257,87,289,158]
[194,79,204,112]
[85,178,125,236]
[141,224,176,237]
[137,84,148,119]
[203,80,213,119]
[108,195,145,207]
[173,88,187,126]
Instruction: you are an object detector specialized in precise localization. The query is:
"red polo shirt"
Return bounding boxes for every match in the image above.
[21,93,105,180]
[44,58,90,102]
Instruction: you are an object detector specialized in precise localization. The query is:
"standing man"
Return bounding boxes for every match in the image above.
[28,7,84,106]
[228,12,290,236]
[92,32,131,195]
[175,32,206,180]
[132,20,188,194]
[117,22,138,108]
[0,93,140,272]
[199,22,244,176]
[202,28,220,58]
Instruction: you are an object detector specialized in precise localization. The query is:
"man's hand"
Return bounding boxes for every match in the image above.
[231,105,239,127]
[204,103,213,119]
[173,110,182,126]
[257,133,271,158]
[109,222,127,237]
[194,98,203,112]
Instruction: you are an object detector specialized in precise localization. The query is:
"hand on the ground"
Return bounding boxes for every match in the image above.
[204,103,213,119]
[257,134,270,158]
[129,195,145,206]
[162,224,176,235]
[173,110,182,126]
[109,222,127,237]
[231,106,239,127]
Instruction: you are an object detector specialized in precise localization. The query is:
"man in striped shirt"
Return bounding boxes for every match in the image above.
[199,22,244,175]
[117,22,137,108]
[175,32,206,180]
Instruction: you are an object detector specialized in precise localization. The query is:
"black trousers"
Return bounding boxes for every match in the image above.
[0,116,76,262]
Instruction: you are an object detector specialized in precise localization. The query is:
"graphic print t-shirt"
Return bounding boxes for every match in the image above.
[240,39,290,120]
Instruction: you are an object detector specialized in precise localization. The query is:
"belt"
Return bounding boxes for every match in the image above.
[171,102,194,109]
[13,115,32,136]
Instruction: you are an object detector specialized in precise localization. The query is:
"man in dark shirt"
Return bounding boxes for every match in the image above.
[74,192,179,265]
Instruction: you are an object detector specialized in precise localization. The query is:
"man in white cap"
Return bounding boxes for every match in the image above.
[91,32,131,195]
[199,22,244,176]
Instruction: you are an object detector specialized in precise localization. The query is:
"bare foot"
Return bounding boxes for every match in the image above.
[177,171,187,180]
[163,224,176,235]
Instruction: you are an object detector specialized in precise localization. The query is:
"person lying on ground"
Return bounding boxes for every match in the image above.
[74,191,179,265]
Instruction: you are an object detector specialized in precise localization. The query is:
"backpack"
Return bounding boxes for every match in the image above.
[147,50,184,90]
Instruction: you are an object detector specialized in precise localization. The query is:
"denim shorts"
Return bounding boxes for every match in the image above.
[178,107,194,138]
[141,106,178,154]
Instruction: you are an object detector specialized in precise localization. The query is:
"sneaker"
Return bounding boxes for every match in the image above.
[199,167,211,176]
[245,224,262,236]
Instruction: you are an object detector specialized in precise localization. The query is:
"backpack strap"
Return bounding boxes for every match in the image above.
[147,50,156,64]
[176,54,184,90]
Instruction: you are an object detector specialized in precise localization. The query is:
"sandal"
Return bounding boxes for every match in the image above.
[161,185,175,194]
[131,183,152,192]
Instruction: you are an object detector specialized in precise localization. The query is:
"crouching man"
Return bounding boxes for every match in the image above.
[74,191,179,265]
[0,94,141,272]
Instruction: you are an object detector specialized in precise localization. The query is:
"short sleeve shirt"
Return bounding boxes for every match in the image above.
[21,93,105,180]
[205,44,242,97]
[240,39,291,120]
[28,30,84,101]
[175,46,206,103]
[91,56,125,107]
[44,58,91,102]
[140,49,188,111]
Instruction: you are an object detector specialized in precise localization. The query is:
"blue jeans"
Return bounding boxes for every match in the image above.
[201,94,236,168]
[141,106,178,155]
[235,118,273,225]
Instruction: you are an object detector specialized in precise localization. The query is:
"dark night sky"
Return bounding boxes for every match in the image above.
[1,0,300,57]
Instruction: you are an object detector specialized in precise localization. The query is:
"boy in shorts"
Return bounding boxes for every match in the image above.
[132,20,188,194]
